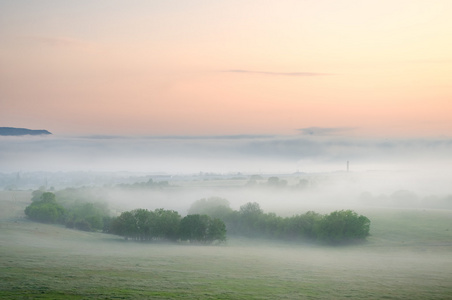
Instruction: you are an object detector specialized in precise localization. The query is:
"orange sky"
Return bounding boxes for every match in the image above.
[1,0,451,137]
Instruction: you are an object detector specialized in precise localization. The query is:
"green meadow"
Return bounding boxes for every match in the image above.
[1,191,452,299]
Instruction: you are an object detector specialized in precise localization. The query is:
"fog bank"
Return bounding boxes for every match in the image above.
[1,134,451,174]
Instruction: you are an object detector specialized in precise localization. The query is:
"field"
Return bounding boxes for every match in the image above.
[1,191,452,299]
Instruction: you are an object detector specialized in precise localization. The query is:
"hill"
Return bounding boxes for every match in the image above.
[0,127,51,136]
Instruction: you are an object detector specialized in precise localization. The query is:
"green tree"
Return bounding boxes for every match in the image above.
[314,210,370,244]
[132,209,154,240]
[238,202,264,237]
[110,211,137,240]
[239,202,263,215]
[188,197,233,219]
[65,202,108,231]
[207,218,227,242]
[152,209,181,241]
[24,192,65,223]
[285,211,322,240]
[257,212,284,238]
[179,214,210,242]
[109,208,182,241]
[179,214,226,243]
[41,192,56,203]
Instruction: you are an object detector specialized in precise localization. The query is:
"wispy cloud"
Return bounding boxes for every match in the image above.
[223,70,330,76]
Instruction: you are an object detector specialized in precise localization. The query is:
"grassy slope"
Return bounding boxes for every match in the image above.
[1,191,452,299]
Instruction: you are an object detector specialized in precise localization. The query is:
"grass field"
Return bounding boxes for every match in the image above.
[1,191,452,299]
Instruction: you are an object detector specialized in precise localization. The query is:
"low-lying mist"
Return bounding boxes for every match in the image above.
[17,170,449,220]
[102,172,452,217]
[1,133,452,217]
[1,134,451,174]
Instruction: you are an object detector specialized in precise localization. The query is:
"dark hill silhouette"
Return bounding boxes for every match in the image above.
[0,127,52,136]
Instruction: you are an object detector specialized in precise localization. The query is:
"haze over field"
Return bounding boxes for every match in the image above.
[0,132,451,173]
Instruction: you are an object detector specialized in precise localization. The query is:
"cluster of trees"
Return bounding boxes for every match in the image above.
[25,192,65,224]
[245,176,311,189]
[25,192,370,245]
[115,179,170,189]
[246,176,288,187]
[25,191,228,243]
[189,197,370,244]
[25,191,110,232]
[109,208,226,243]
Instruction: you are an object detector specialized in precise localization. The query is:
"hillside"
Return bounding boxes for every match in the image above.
[0,127,51,136]
[1,190,452,299]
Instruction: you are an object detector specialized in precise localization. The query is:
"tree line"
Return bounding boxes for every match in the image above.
[25,191,110,232]
[24,192,227,243]
[24,192,371,245]
[189,197,371,244]
[109,208,226,243]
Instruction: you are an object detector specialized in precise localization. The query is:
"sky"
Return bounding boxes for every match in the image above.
[1,1,452,175]
[1,0,452,137]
